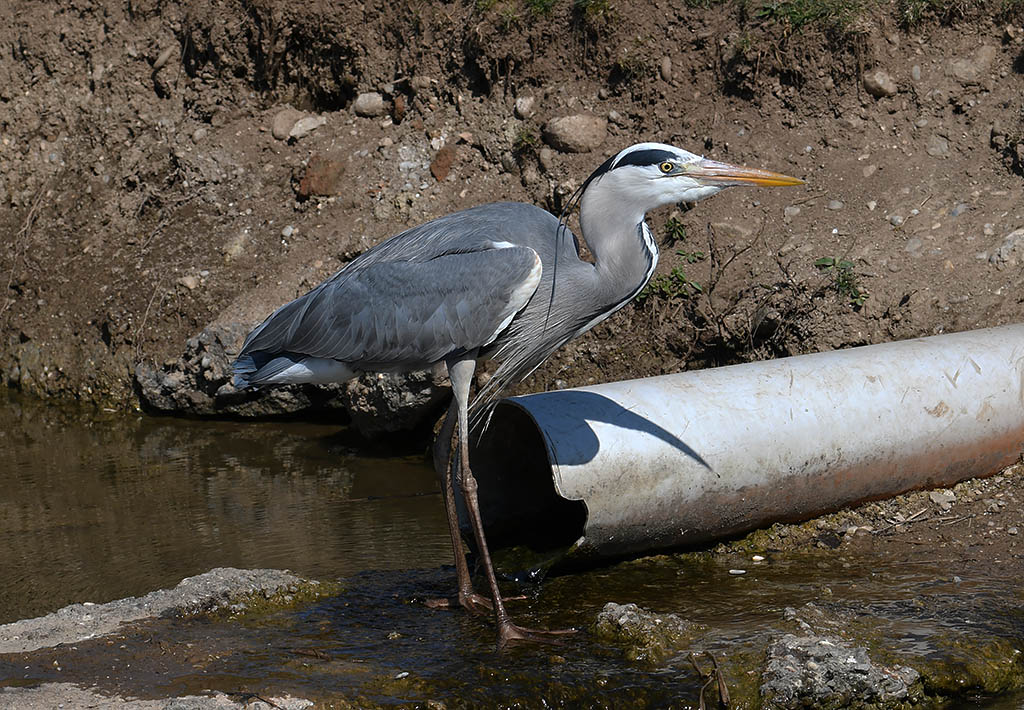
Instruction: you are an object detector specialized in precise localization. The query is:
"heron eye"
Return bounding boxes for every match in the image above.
[659,161,674,174]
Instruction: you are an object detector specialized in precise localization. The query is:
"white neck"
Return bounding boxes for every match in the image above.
[578,175,659,303]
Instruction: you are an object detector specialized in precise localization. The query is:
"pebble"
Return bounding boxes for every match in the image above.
[950,202,969,217]
[543,114,608,153]
[281,225,294,238]
[514,95,536,119]
[863,69,898,98]
[905,237,923,252]
[926,134,950,158]
[410,75,432,92]
[783,205,801,221]
[862,164,877,178]
[353,92,386,117]
[889,214,905,226]
[911,64,921,81]
[289,115,326,140]
[659,56,673,83]
[826,199,844,210]
[177,275,198,290]
[867,200,877,211]
[1010,527,1019,536]
[191,127,208,143]
[271,107,304,140]
[929,489,956,509]
[728,569,747,575]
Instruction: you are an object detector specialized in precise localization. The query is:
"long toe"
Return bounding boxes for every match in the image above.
[498,621,577,649]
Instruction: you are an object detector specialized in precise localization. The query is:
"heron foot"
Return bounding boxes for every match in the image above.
[424,592,527,615]
[498,621,577,649]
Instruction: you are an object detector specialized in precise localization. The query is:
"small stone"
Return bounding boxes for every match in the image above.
[177,275,198,290]
[926,134,950,158]
[905,237,923,252]
[543,114,608,153]
[929,489,956,508]
[430,144,457,181]
[729,569,747,575]
[783,205,801,221]
[353,92,386,117]
[659,56,673,82]
[863,69,898,98]
[289,115,327,140]
[1009,527,1019,535]
[608,110,627,126]
[271,107,304,140]
[862,164,877,178]
[949,45,997,83]
[297,154,344,197]
[867,200,877,211]
[410,76,432,92]
[889,214,904,226]
[911,64,922,81]
[514,95,536,119]
[191,127,208,143]
[281,225,294,238]
[826,200,844,210]
[951,202,969,217]
[392,94,406,123]
[538,147,556,174]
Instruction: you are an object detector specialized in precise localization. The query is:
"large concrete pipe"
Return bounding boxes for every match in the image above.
[470,324,1024,568]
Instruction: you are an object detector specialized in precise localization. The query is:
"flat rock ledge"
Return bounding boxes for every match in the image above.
[0,567,307,654]
[0,683,313,710]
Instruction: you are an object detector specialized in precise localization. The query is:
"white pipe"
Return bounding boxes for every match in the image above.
[470,325,1024,566]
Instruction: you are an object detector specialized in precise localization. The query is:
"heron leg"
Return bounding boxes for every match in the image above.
[429,398,488,614]
[447,355,576,648]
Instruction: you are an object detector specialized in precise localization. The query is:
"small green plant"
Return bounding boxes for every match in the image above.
[815,256,868,307]
[753,0,865,31]
[662,217,688,245]
[526,0,559,14]
[512,128,539,156]
[475,0,499,11]
[638,267,703,303]
[575,0,615,23]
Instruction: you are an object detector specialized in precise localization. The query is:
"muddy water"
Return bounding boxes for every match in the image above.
[2,393,1024,708]
[0,392,451,624]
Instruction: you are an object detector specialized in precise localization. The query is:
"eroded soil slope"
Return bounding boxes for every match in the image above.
[1,0,1023,420]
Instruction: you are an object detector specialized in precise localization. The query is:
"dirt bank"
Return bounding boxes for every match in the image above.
[1,0,1022,426]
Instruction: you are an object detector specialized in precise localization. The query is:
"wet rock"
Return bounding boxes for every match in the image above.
[949,45,997,83]
[344,370,450,436]
[761,634,921,709]
[288,115,326,140]
[0,568,309,654]
[134,324,449,435]
[543,114,608,153]
[594,602,706,664]
[989,227,1024,266]
[271,107,304,140]
[353,91,386,117]
[863,69,898,98]
[926,134,950,158]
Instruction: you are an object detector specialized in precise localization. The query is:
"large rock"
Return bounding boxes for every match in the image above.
[761,634,921,709]
[134,324,450,434]
[543,114,608,153]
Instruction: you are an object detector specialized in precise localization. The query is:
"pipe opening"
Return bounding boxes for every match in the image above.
[470,401,587,552]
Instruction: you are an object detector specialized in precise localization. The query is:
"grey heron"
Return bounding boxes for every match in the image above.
[232,142,802,646]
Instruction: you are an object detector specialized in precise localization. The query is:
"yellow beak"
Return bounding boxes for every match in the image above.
[688,159,804,187]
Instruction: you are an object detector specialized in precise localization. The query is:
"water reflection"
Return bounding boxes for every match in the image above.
[0,392,451,624]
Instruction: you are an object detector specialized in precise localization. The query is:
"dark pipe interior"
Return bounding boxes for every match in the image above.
[470,402,588,552]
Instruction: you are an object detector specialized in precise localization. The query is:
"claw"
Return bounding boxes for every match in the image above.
[498,621,577,649]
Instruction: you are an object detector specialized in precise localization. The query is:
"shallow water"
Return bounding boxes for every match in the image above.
[2,393,1024,708]
[0,392,451,624]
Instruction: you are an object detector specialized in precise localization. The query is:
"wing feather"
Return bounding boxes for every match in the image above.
[238,244,542,369]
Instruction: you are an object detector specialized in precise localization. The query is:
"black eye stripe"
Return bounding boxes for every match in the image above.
[613,149,678,170]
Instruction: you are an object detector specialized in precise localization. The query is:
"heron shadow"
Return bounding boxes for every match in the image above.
[508,389,711,471]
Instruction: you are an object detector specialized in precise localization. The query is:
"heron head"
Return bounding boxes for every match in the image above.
[582,142,803,209]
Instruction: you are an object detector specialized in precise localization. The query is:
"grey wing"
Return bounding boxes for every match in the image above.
[238,244,542,367]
